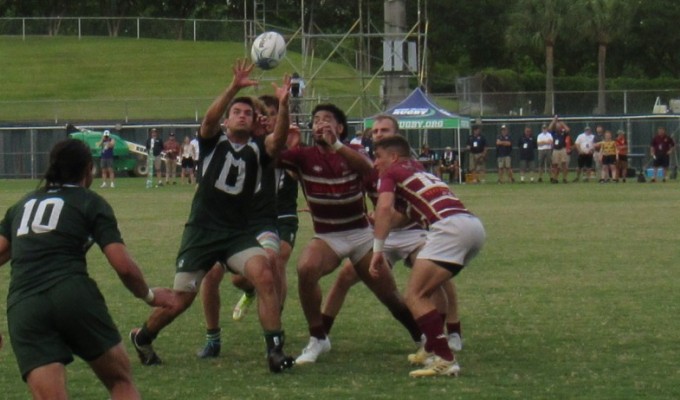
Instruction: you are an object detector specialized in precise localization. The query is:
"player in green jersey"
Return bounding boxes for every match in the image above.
[129,59,295,372]
[0,139,175,400]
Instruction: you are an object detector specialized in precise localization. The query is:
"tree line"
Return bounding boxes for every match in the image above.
[3,0,680,114]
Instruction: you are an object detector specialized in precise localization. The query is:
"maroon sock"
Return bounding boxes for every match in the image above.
[309,325,326,340]
[321,314,335,335]
[447,321,461,336]
[416,310,454,361]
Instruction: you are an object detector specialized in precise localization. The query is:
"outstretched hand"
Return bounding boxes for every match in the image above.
[272,73,292,103]
[230,59,258,91]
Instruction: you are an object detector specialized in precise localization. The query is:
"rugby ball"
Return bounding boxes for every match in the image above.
[251,31,286,70]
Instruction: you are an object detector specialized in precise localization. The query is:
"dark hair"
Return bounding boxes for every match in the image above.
[42,139,93,188]
[227,96,256,117]
[374,135,411,157]
[258,94,279,113]
[312,103,349,141]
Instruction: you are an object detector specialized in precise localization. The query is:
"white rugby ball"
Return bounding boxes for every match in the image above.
[251,31,286,70]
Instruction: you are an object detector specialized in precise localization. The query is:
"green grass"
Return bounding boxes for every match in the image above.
[0,36,380,121]
[1,178,680,399]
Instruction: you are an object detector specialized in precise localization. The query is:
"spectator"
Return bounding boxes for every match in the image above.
[536,124,553,182]
[466,125,487,183]
[437,146,460,183]
[162,132,181,185]
[496,125,514,183]
[361,128,374,159]
[596,130,618,182]
[573,126,595,182]
[350,129,365,146]
[548,116,571,183]
[180,135,197,185]
[649,126,676,182]
[145,128,164,186]
[190,131,200,181]
[615,130,629,183]
[517,126,537,183]
[593,125,605,174]
[97,130,116,188]
[418,144,437,173]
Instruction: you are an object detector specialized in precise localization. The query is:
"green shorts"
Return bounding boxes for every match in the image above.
[175,225,262,273]
[8,275,120,380]
[277,216,299,247]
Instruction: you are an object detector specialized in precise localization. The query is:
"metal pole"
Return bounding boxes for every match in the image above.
[22,18,25,40]
[193,19,197,42]
[78,18,81,39]
[137,18,140,39]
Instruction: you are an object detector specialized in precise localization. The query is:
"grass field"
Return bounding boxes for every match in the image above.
[1,177,679,399]
[0,36,382,121]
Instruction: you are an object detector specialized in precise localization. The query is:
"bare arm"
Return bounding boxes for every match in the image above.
[102,242,175,308]
[264,74,292,157]
[200,59,258,140]
[0,235,10,267]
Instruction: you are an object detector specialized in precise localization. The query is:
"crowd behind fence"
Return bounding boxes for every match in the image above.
[2,115,678,179]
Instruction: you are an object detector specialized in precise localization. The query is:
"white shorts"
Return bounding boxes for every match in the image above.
[314,227,373,264]
[417,214,485,267]
[384,228,427,267]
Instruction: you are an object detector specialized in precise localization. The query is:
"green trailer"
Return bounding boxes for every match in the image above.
[68,128,148,177]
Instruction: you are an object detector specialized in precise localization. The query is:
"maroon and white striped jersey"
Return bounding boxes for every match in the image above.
[280,145,369,233]
[377,158,471,228]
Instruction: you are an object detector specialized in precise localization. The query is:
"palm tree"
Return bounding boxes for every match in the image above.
[506,0,572,115]
[579,0,638,114]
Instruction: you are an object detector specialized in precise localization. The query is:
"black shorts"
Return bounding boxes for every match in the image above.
[577,154,594,169]
[653,154,670,168]
[181,157,195,169]
[618,154,628,163]
[602,155,616,165]
[8,276,121,380]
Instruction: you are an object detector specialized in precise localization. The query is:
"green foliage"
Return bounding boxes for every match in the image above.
[2,178,680,399]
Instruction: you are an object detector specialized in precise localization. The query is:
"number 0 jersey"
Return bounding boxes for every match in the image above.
[0,186,123,308]
[192,132,272,230]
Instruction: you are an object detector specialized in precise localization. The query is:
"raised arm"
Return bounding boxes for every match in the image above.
[264,74,292,157]
[200,59,258,140]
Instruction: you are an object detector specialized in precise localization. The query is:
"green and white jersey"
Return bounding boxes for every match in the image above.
[276,169,299,219]
[0,186,122,309]
[190,133,272,230]
[247,162,278,226]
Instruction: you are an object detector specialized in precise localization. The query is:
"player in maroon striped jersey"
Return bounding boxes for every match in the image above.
[279,105,420,364]
[370,135,485,377]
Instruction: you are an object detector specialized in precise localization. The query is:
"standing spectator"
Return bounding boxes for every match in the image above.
[279,104,420,365]
[350,128,366,145]
[190,131,200,181]
[145,128,163,187]
[162,132,181,185]
[97,130,116,188]
[649,126,676,182]
[418,144,437,174]
[615,130,629,182]
[466,125,487,183]
[496,125,514,184]
[536,124,553,182]
[596,130,618,182]
[548,116,571,183]
[290,72,305,122]
[437,146,460,183]
[573,126,595,182]
[180,135,197,185]
[0,139,174,399]
[593,125,605,173]
[517,126,536,183]
[370,135,485,377]
[361,128,374,159]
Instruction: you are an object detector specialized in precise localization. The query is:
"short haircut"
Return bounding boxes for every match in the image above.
[250,96,267,116]
[374,135,411,158]
[227,96,256,117]
[312,103,349,141]
[373,114,400,133]
[258,94,279,113]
